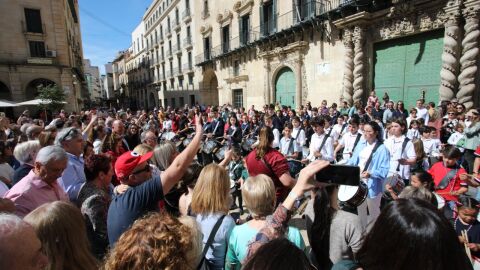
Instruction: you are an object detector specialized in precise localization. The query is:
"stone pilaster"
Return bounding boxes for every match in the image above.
[457,2,480,109]
[295,57,302,110]
[342,28,354,106]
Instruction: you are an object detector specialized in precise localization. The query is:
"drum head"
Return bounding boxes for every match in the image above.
[434,193,445,209]
[230,180,236,189]
[338,185,359,202]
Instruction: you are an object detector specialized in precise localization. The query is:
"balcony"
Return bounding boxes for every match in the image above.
[183,36,193,50]
[182,9,191,23]
[183,62,194,73]
[173,19,181,31]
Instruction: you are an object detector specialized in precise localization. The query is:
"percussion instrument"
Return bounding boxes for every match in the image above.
[287,159,304,178]
[338,181,368,208]
[302,146,310,160]
[230,180,236,193]
[241,138,256,152]
[161,131,176,141]
[433,192,445,209]
[183,137,192,147]
[175,138,184,148]
[214,145,229,160]
[383,174,405,200]
[203,140,218,154]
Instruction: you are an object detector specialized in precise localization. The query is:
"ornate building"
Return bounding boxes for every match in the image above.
[0,0,87,114]
[195,0,480,109]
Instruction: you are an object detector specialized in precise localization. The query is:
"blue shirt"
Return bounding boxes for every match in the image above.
[347,140,390,198]
[59,153,86,202]
[107,176,164,246]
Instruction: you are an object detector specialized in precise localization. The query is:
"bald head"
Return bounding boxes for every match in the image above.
[0,214,48,270]
[112,120,125,136]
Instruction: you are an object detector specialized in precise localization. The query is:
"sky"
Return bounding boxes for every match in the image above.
[79,0,152,74]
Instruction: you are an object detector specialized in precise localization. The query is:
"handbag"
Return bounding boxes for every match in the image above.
[197,215,226,270]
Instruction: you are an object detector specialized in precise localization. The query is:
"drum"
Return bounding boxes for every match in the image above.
[338,181,368,208]
[161,131,176,141]
[175,137,184,148]
[383,174,405,200]
[242,138,256,151]
[203,140,218,154]
[287,159,304,178]
[433,192,445,209]
[215,145,229,160]
[183,137,192,147]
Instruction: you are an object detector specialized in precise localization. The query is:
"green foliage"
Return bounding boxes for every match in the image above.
[36,84,66,113]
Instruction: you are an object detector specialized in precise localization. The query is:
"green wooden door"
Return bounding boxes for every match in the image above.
[275,67,296,108]
[374,30,443,109]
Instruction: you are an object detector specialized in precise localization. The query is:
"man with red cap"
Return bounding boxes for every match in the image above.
[107,116,203,245]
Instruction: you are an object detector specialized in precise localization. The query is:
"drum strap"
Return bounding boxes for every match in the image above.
[213,120,220,134]
[339,123,347,135]
[396,137,410,172]
[352,133,362,153]
[318,128,333,154]
[363,142,382,173]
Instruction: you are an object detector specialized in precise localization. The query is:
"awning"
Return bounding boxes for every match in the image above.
[16,99,67,106]
[0,100,18,107]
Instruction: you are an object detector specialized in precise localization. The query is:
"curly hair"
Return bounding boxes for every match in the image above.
[84,154,111,182]
[103,212,198,270]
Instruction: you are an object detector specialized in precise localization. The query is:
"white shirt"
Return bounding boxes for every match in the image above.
[406,128,420,140]
[279,137,299,157]
[422,138,440,156]
[447,131,465,152]
[163,120,173,131]
[272,128,280,149]
[292,127,306,147]
[416,107,429,124]
[331,123,347,142]
[339,132,362,160]
[307,133,334,162]
[384,135,416,179]
[0,163,14,184]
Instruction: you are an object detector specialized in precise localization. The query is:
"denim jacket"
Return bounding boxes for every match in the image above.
[347,140,390,198]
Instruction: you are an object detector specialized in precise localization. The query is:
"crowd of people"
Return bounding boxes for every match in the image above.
[0,89,479,270]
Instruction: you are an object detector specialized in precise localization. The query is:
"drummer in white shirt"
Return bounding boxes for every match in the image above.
[331,115,348,146]
[334,117,363,162]
[304,117,334,163]
[384,118,416,185]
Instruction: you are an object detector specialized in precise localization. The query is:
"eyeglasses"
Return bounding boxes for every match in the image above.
[133,164,151,174]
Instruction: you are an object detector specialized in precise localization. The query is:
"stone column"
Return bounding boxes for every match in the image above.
[457,4,480,109]
[342,28,354,106]
[439,3,462,102]
[352,25,366,103]
[295,58,303,110]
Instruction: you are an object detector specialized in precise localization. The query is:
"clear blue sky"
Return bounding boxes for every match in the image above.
[79,0,152,74]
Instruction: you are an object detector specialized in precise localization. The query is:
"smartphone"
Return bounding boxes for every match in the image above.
[315,165,361,186]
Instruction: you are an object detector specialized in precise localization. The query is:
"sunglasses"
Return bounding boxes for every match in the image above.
[133,164,151,174]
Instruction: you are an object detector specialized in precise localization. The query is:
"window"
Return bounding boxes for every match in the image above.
[29,41,45,57]
[171,97,176,107]
[233,60,240,76]
[188,74,194,85]
[260,0,276,36]
[239,15,250,45]
[233,89,243,108]
[188,52,192,69]
[203,37,211,61]
[186,0,190,10]
[179,96,185,106]
[203,0,209,17]
[222,25,230,53]
[24,9,43,33]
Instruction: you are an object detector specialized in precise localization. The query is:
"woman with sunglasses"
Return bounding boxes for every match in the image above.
[441,109,458,144]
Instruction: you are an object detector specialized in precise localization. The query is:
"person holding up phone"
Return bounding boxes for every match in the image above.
[346,121,390,229]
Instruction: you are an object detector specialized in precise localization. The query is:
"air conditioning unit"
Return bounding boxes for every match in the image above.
[46,50,57,57]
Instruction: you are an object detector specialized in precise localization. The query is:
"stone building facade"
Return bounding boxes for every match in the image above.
[194,0,480,110]
[0,0,87,114]
[83,59,101,105]
[112,51,131,108]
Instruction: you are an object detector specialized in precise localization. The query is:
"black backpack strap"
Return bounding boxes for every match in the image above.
[352,133,362,153]
[363,142,382,173]
[318,128,333,154]
[197,215,226,269]
[396,137,410,172]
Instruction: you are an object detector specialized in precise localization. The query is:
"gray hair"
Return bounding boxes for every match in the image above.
[54,127,82,146]
[151,141,176,171]
[25,125,42,140]
[35,145,67,165]
[0,214,33,269]
[140,130,148,142]
[398,186,433,202]
[13,140,41,164]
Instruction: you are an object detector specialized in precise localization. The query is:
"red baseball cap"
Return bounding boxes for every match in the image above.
[115,151,153,179]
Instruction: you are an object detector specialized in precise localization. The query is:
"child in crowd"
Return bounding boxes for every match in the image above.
[228,147,245,215]
[455,196,480,260]
[407,120,421,140]
[411,139,430,171]
[279,123,300,160]
[448,123,465,152]
[368,90,378,107]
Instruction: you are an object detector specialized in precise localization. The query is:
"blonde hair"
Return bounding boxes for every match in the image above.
[242,174,276,218]
[191,164,230,215]
[133,143,153,155]
[24,201,98,270]
[178,216,203,267]
[104,212,197,270]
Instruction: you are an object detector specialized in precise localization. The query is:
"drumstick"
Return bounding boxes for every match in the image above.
[462,230,473,263]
